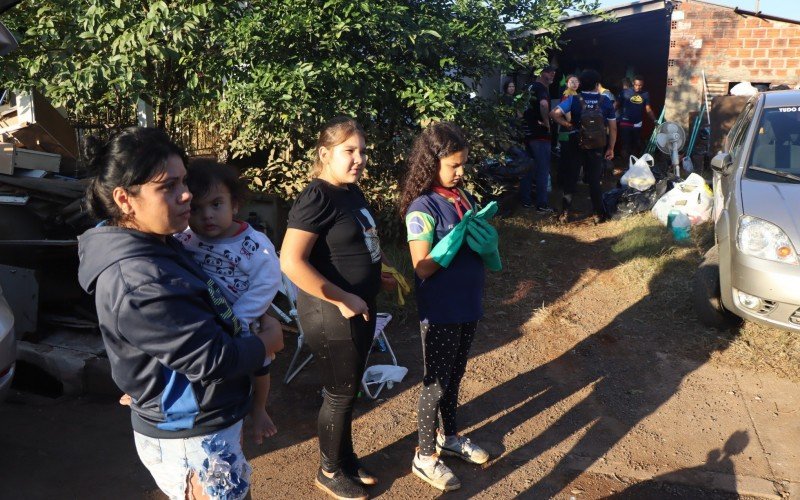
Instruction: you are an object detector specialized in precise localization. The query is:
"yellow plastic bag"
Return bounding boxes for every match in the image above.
[382,263,411,305]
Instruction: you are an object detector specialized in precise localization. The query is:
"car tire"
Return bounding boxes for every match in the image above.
[692,245,740,328]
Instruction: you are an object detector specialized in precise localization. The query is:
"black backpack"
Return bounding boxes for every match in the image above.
[576,95,607,150]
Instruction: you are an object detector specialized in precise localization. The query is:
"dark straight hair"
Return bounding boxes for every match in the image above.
[84,127,186,223]
[186,159,249,205]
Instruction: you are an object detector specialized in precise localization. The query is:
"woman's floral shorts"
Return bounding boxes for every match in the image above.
[133,420,251,500]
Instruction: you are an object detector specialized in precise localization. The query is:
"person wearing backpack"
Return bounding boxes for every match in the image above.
[550,69,617,224]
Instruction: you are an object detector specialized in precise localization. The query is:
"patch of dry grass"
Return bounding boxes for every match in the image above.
[602,215,699,295]
[726,322,800,380]
[602,215,800,380]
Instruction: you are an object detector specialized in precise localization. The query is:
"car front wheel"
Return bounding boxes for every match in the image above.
[692,245,740,328]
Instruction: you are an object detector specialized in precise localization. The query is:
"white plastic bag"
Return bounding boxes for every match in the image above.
[682,156,694,173]
[651,173,713,225]
[621,154,656,191]
[361,364,408,399]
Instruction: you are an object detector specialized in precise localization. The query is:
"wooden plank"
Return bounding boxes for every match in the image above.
[0,175,87,200]
[0,194,29,205]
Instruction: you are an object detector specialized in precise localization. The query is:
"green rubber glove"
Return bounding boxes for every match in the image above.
[474,201,499,221]
[429,209,474,268]
[466,219,498,254]
[466,218,502,271]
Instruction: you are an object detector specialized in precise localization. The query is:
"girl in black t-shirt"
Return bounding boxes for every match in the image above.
[280,116,396,500]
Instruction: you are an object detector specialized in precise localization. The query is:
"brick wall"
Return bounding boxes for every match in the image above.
[664,0,800,129]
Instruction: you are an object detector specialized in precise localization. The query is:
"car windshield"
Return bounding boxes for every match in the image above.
[746,106,800,183]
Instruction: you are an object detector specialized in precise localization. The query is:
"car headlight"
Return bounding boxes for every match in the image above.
[737,216,799,264]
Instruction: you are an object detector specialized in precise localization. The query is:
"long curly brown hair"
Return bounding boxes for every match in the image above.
[399,122,469,217]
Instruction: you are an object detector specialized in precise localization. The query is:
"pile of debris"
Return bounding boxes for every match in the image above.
[0,89,107,397]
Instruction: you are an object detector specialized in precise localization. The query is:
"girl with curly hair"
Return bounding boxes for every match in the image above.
[400,122,493,492]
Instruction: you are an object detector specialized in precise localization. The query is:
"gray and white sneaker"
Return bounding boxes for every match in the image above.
[411,451,461,491]
[436,434,490,465]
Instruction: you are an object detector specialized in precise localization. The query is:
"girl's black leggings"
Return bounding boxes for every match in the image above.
[297,290,376,473]
[417,321,477,456]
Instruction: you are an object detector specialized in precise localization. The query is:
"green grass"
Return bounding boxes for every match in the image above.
[610,215,681,262]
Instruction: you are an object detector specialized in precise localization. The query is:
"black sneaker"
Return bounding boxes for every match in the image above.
[343,455,377,486]
[535,205,555,215]
[315,469,369,500]
[592,213,609,225]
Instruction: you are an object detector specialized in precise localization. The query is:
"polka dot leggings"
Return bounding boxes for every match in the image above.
[417,321,477,456]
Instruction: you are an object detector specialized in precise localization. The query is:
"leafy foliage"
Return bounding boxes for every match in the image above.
[2,0,600,240]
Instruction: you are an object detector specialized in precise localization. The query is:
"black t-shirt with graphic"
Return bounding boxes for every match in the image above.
[287,178,382,300]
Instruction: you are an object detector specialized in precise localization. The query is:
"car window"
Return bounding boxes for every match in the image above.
[724,101,750,152]
[727,100,756,159]
[746,106,800,182]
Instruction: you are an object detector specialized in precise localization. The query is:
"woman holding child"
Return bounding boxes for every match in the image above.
[78,127,281,500]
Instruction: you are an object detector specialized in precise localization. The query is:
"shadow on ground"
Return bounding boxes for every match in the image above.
[355,214,740,497]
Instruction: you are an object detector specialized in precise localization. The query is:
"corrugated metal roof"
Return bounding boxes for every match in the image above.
[520,0,667,36]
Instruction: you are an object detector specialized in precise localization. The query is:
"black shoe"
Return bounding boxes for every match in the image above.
[315,469,369,500]
[592,213,609,225]
[560,197,572,222]
[343,455,377,486]
[535,205,555,215]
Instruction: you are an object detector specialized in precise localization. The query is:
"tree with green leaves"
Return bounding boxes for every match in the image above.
[2,0,600,237]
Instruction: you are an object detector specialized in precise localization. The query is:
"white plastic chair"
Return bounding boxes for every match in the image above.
[360,312,403,399]
[272,274,314,384]
[277,279,400,392]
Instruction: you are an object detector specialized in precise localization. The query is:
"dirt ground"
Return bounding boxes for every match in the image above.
[1,180,799,499]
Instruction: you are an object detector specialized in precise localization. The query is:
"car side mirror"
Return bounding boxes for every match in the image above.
[710,152,734,175]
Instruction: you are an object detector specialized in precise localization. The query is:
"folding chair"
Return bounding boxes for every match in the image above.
[360,312,403,399]
[271,274,314,384]
[276,276,400,391]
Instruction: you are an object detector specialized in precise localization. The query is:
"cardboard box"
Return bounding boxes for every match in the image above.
[0,90,78,159]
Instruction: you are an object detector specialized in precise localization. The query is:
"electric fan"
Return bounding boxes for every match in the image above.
[655,121,687,178]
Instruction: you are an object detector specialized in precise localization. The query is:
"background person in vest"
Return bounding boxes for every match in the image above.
[520,65,556,213]
[617,75,657,165]
[550,69,617,224]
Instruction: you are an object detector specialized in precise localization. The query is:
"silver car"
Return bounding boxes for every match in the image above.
[0,283,15,401]
[694,90,800,330]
